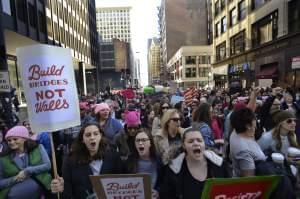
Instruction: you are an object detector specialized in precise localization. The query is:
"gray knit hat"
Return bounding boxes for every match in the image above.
[273,110,296,125]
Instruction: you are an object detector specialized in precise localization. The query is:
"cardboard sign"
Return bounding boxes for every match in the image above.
[90,174,152,199]
[0,71,10,92]
[16,44,80,133]
[201,175,281,199]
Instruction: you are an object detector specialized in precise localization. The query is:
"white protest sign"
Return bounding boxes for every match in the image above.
[16,44,80,133]
[0,71,10,92]
[90,174,152,199]
[292,56,300,69]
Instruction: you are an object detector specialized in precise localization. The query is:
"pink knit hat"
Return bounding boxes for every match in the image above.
[125,111,141,127]
[94,103,110,114]
[79,102,89,110]
[5,126,30,140]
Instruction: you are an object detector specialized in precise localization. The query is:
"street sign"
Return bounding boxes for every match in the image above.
[0,71,10,92]
[292,56,300,69]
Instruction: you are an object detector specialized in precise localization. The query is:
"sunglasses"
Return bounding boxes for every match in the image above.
[135,138,150,143]
[127,126,139,130]
[162,106,169,110]
[286,119,297,124]
[170,118,181,122]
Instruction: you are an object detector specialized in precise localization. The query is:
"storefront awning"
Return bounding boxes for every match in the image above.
[256,67,278,79]
[212,64,228,75]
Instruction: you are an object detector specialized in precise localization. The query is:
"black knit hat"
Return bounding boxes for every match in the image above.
[273,110,296,125]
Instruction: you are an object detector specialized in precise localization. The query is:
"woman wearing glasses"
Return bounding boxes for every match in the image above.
[152,102,170,136]
[126,129,163,199]
[258,110,299,159]
[114,111,142,160]
[154,109,184,165]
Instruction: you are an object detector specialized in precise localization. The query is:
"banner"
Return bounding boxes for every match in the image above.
[16,44,80,133]
[90,174,152,199]
[201,175,281,199]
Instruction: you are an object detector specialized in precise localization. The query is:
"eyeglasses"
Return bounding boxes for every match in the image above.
[162,106,169,110]
[286,119,297,124]
[170,118,181,122]
[127,126,139,131]
[135,138,150,143]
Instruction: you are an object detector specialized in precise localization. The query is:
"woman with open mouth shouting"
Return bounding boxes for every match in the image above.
[126,129,163,199]
[159,127,227,199]
[50,122,124,199]
[154,109,184,165]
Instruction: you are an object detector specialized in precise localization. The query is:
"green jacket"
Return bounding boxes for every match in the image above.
[0,146,52,198]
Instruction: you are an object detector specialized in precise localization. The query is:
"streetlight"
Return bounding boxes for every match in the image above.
[208,72,212,88]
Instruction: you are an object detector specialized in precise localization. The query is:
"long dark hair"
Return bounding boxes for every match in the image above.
[128,129,157,173]
[0,139,38,156]
[69,122,109,164]
[192,103,212,125]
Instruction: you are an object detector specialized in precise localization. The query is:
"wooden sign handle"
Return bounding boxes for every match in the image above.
[49,132,60,199]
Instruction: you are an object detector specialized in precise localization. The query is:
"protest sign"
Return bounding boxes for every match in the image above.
[201,175,281,199]
[16,44,80,133]
[90,174,152,199]
[170,95,184,106]
[0,71,10,92]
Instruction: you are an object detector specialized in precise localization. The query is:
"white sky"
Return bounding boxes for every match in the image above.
[96,0,161,86]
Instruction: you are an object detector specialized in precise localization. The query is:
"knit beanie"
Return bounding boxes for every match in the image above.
[79,102,89,110]
[5,126,29,140]
[124,111,141,127]
[94,103,110,114]
[272,110,296,125]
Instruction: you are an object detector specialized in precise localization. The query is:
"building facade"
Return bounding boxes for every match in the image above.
[167,46,213,89]
[148,38,161,85]
[1,0,98,101]
[159,0,209,84]
[96,7,131,43]
[212,0,300,88]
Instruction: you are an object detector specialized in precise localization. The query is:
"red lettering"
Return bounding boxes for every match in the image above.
[34,99,69,113]
[28,65,65,81]
[35,89,66,101]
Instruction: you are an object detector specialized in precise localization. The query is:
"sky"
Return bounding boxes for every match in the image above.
[96,0,161,86]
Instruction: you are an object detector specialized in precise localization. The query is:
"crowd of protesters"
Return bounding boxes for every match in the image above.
[0,85,300,199]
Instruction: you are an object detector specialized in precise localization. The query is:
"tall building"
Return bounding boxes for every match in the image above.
[96,6,132,89]
[1,0,98,101]
[96,7,131,42]
[211,0,300,88]
[159,0,209,84]
[148,38,161,85]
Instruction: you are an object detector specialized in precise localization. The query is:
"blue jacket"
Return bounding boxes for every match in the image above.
[92,117,123,141]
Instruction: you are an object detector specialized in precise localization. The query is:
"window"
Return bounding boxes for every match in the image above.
[215,0,220,16]
[28,3,37,27]
[230,30,245,55]
[238,0,246,21]
[221,0,226,10]
[230,7,237,26]
[185,68,196,78]
[46,17,53,38]
[199,56,210,64]
[2,0,12,15]
[17,0,26,22]
[215,21,221,37]
[251,0,271,10]
[216,42,226,61]
[199,67,210,77]
[288,0,300,33]
[221,16,227,33]
[185,56,196,65]
[38,11,46,33]
[252,11,278,47]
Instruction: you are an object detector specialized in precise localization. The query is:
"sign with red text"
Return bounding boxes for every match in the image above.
[90,174,152,199]
[16,44,80,133]
[201,175,281,199]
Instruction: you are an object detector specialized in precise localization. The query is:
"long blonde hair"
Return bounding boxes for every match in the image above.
[272,124,299,151]
[161,109,179,137]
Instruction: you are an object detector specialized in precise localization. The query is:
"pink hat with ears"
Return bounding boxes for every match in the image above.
[5,126,30,140]
[94,103,110,114]
[125,111,141,127]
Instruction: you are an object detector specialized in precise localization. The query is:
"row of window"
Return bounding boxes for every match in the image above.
[185,56,211,65]
[216,11,278,61]
[175,67,211,79]
[215,0,246,37]
[215,0,271,17]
